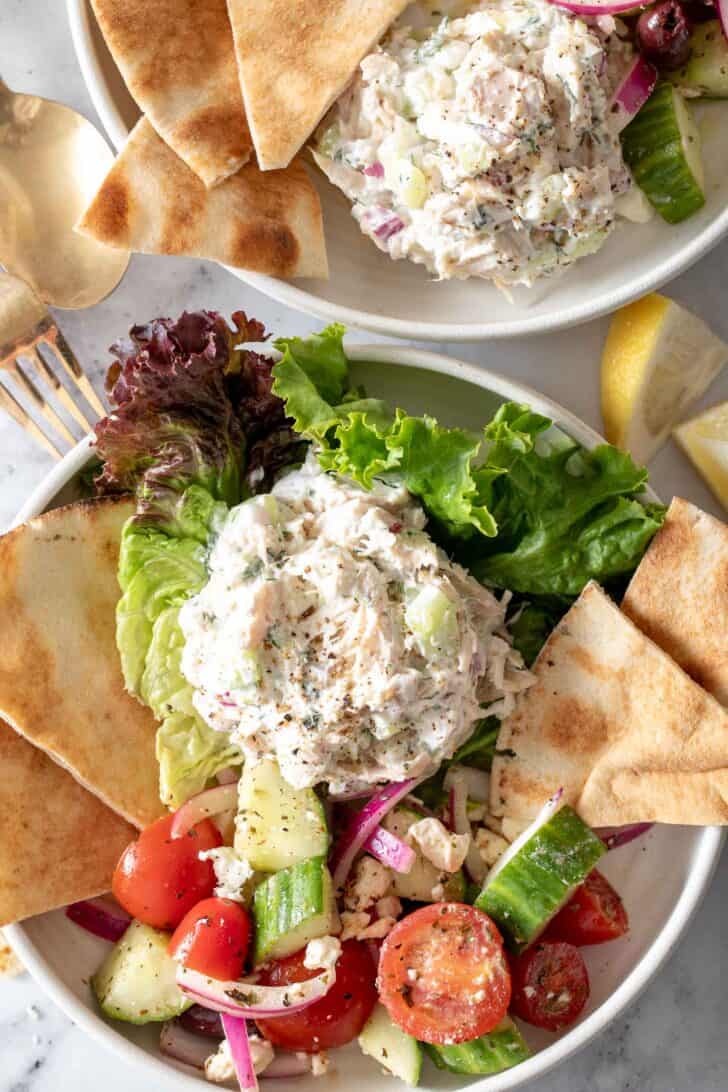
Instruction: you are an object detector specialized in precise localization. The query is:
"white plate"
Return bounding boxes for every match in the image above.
[5,344,724,1090]
[67,0,728,342]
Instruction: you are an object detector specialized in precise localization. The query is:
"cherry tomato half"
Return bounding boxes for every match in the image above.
[510,941,589,1031]
[543,871,629,947]
[112,813,221,930]
[378,903,511,1045]
[256,941,377,1052]
[168,897,251,980]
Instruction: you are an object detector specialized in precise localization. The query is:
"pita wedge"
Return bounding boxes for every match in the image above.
[0,931,23,977]
[91,0,251,187]
[622,498,728,705]
[0,719,135,927]
[0,497,164,829]
[77,118,327,279]
[491,582,728,827]
[227,0,409,170]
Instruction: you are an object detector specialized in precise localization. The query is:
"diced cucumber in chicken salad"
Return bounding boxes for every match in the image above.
[68,311,665,1084]
[312,0,727,290]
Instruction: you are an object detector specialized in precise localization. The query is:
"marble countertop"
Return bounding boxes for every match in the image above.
[1,2,727,1090]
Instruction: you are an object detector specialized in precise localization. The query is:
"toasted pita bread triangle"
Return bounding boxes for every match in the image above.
[622,498,728,705]
[77,118,327,279]
[0,496,164,829]
[91,0,251,187]
[0,719,135,927]
[491,582,728,827]
[227,0,409,170]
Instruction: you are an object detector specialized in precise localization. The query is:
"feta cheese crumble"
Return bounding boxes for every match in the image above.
[408,817,471,872]
[304,935,342,976]
[198,847,253,902]
[205,1036,274,1084]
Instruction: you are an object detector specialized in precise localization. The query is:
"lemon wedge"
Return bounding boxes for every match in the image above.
[601,293,728,463]
[674,401,728,512]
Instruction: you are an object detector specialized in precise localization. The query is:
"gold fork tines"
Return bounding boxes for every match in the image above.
[0,271,105,459]
[0,380,62,457]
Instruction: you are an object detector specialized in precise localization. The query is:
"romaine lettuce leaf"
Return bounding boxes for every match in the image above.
[142,604,241,808]
[272,328,663,587]
[156,712,242,811]
[465,403,665,597]
[272,326,501,538]
[506,600,561,667]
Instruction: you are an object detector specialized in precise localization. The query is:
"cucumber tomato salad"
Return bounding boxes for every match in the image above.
[67,312,664,1086]
[314,0,728,289]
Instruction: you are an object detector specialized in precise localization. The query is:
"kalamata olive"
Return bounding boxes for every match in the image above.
[176,1004,224,1039]
[637,0,693,69]
[684,0,717,24]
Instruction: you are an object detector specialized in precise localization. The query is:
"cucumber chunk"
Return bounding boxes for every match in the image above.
[92,920,192,1024]
[359,1003,423,1085]
[424,1017,530,1075]
[235,758,329,872]
[621,83,705,224]
[405,586,458,655]
[382,807,465,902]
[669,23,728,99]
[253,856,337,964]
[475,805,605,951]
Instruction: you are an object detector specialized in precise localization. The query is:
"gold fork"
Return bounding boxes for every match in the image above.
[0,271,105,459]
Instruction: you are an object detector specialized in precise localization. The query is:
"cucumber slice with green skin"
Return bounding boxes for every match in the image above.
[424,1017,530,1075]
[669,23,728,99]
[382,807,465,903]
[92,920,192,1025]
[253,855,337,964]
[235,758,329,872]
[359,1003,423,1085]
[475,805,605,952]
[621,83,705,225]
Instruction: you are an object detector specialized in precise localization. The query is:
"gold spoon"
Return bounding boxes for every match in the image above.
[0,78,129,309]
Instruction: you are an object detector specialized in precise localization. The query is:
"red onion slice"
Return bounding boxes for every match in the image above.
[160,1020,216,1070]
[222,1014,259,1092]
[363,161,385,178]
[328,787,375,803]
[217,766,242,786]
[718,0,728,41]
[263,1053,313,1079]
[171,782,239,839]
[331,777,424,892]
[610,54,658,132]
[65,896,131,942]
[374,214,405,241]
[597,822,654,850]
[177,965,335,1018]
[363,825,416,874]
[448,775,488,886]
[547,0,650,13]
[444,764,491,804]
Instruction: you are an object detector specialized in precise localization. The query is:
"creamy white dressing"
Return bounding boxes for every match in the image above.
[314,0,635,288]
[179,455,530,793]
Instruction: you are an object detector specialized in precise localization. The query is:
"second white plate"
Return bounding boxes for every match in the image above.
[67,0,728,341]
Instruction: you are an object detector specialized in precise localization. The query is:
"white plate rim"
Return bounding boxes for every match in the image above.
[5,341,726,1088]
[66,0,728,342]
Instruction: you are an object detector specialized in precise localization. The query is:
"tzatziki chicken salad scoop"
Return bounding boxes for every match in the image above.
[0,310,726,1086]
